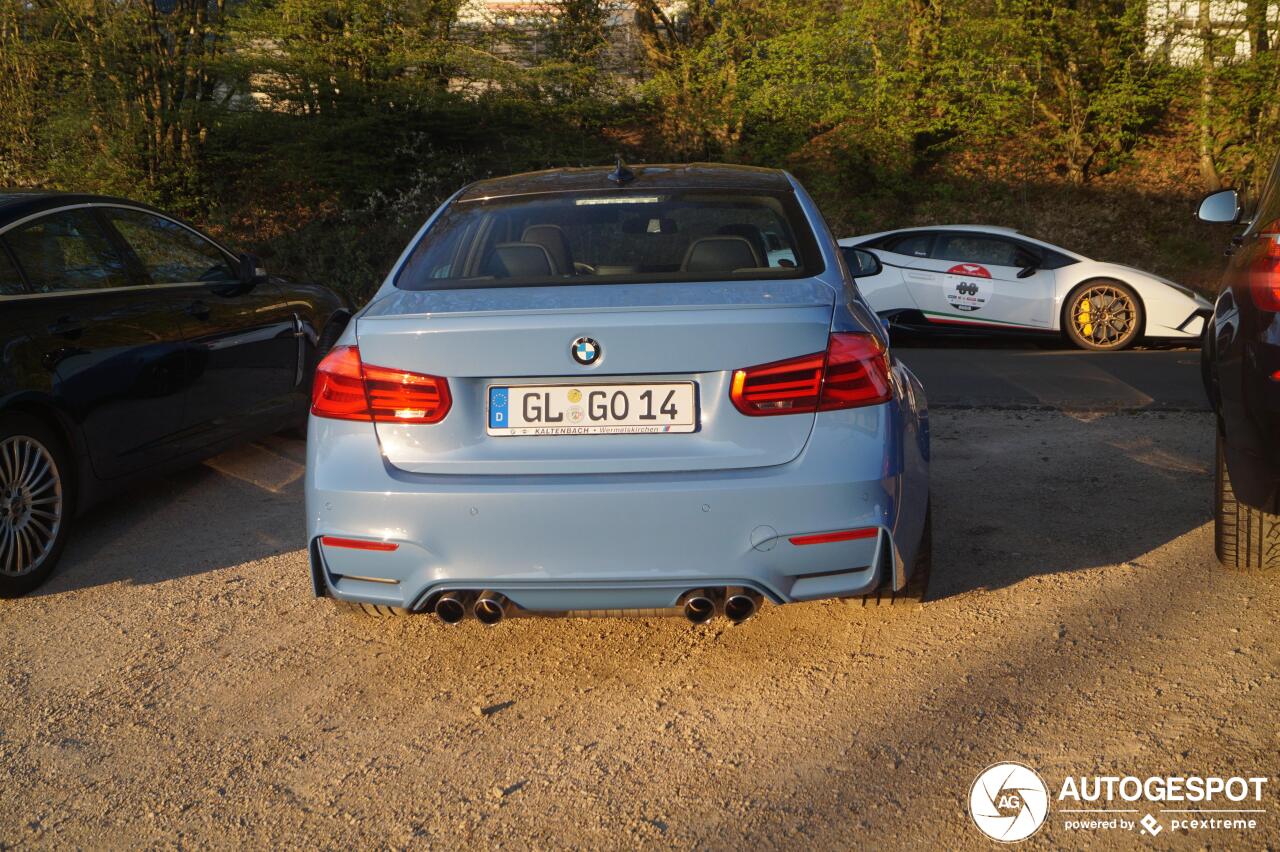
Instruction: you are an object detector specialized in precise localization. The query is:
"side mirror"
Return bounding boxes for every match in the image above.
[848,248,882,278]
[1196,189,1240,224]
[1015,251,1041,278]
[238,252,267,285]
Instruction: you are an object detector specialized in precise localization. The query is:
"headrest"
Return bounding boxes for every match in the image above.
[520,224,571,274]
[682,236,762,274]
[489,242,554,278]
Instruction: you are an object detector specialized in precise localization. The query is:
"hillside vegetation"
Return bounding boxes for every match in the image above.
[1,0,1276,299]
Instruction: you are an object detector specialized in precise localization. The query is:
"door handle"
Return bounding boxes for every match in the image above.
[46,315,83,338]
[186,299,211,320]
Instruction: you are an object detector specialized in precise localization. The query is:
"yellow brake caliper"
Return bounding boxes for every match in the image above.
[1077,297,1093,337]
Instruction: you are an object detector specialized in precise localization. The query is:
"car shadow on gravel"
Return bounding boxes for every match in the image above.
[925,409,1214,598]
[30,437,307,597]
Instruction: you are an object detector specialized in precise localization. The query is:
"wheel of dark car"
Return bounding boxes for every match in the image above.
[1062,280,1144,351]
[1215,429,1280,572]
[0,414,73,598]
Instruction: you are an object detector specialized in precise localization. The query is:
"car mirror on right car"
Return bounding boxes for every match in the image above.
[1196,189,1241,224]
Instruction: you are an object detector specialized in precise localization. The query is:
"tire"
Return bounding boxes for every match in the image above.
[332,599,411,617]
[0,414,73,598]
[314,318,346,367]
[1215,430,1280,572]
[1062,280,1144,351]
[863,505,932,606]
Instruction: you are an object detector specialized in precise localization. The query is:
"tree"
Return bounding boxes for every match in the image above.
[1016,0,1169,184]
[0,0,234,201]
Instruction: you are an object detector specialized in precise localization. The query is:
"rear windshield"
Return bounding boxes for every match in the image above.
[395,189,823,290]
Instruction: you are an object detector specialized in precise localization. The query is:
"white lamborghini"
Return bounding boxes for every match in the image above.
[838,225,1212,350]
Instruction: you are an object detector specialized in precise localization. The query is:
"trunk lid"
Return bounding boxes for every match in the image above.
[355,281,836,474]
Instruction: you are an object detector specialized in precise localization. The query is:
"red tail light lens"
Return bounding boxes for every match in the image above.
[310,346,367,420]
[730,333,892,416]
[311,345,452,424]
[819,334,893,409]
[789,527,879,545]
[1249,220,1280,312]
[320,535,399,552]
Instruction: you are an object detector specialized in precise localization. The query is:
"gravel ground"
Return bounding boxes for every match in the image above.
[2,409,1277,849]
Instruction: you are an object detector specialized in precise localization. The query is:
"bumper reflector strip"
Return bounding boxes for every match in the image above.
[789,527,878,546]
[320,536,399,552]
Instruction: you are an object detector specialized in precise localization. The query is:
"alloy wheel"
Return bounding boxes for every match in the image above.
[1071,285,1137,348]
[0,435,63,578]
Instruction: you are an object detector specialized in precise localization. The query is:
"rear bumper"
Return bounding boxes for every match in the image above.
[305,399,928,613]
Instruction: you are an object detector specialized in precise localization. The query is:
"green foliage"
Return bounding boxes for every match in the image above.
[1013,0,1172,183]
[1206,48,1280,195]
[0,0,1275,300]
[0,0,232,206]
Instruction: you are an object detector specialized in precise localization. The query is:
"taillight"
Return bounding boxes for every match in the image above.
[1249,220,1280,312]
[789,527,879,546]
[730,333,891,416]
[311,345,451,424]
[320,535,399,552]
[820,334,894,409]
[310,346,368,421]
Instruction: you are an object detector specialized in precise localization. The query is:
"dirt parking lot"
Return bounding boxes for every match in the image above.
[3,379,1278,847]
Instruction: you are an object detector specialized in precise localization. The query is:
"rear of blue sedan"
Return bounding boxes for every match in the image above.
[305,163,931,624]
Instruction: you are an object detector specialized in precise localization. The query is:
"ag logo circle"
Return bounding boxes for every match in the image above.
[969,762,1049,843]
[571,337,601,366]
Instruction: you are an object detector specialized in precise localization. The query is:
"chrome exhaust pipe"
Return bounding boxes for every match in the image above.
[680,589,718,624]
[723,587,762,624]
[473,590,510,625]
[434,591,472,624]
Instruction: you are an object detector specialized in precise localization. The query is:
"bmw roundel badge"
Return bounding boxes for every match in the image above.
[570,336,601,366]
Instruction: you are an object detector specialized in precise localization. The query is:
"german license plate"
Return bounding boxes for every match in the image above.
[487,383,697,436]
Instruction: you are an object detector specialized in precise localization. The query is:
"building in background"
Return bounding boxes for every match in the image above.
[1147,0,1278,65]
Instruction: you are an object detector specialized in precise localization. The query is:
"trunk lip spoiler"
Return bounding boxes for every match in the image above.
[360,278,840,320]
[358,300,835,322]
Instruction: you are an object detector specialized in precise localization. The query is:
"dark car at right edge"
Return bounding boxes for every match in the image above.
[1198,148,1280,570]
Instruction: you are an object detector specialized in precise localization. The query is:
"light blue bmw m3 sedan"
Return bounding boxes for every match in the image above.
[305,162,931,624]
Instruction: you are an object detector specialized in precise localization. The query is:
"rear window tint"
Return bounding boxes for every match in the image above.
[935,234,1023,266]
[4,210,132,293]
[396,190,823,290]
[883,233,935,257]
[0,247,24,295]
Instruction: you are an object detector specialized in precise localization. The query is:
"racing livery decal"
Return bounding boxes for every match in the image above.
[944,264,992,313]
[945,263,991,279]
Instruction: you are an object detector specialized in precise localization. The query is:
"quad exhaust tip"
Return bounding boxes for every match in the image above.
[473,591,510,625]
[681,589,718,624]
[431,588,758,624]
[434,590,472,624]
[723,587,762,624]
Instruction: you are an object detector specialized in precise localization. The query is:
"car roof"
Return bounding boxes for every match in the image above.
[0,190,163,226]
[840,224,1022,243]
[456,163,792,202]
[838,224,1087,260]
